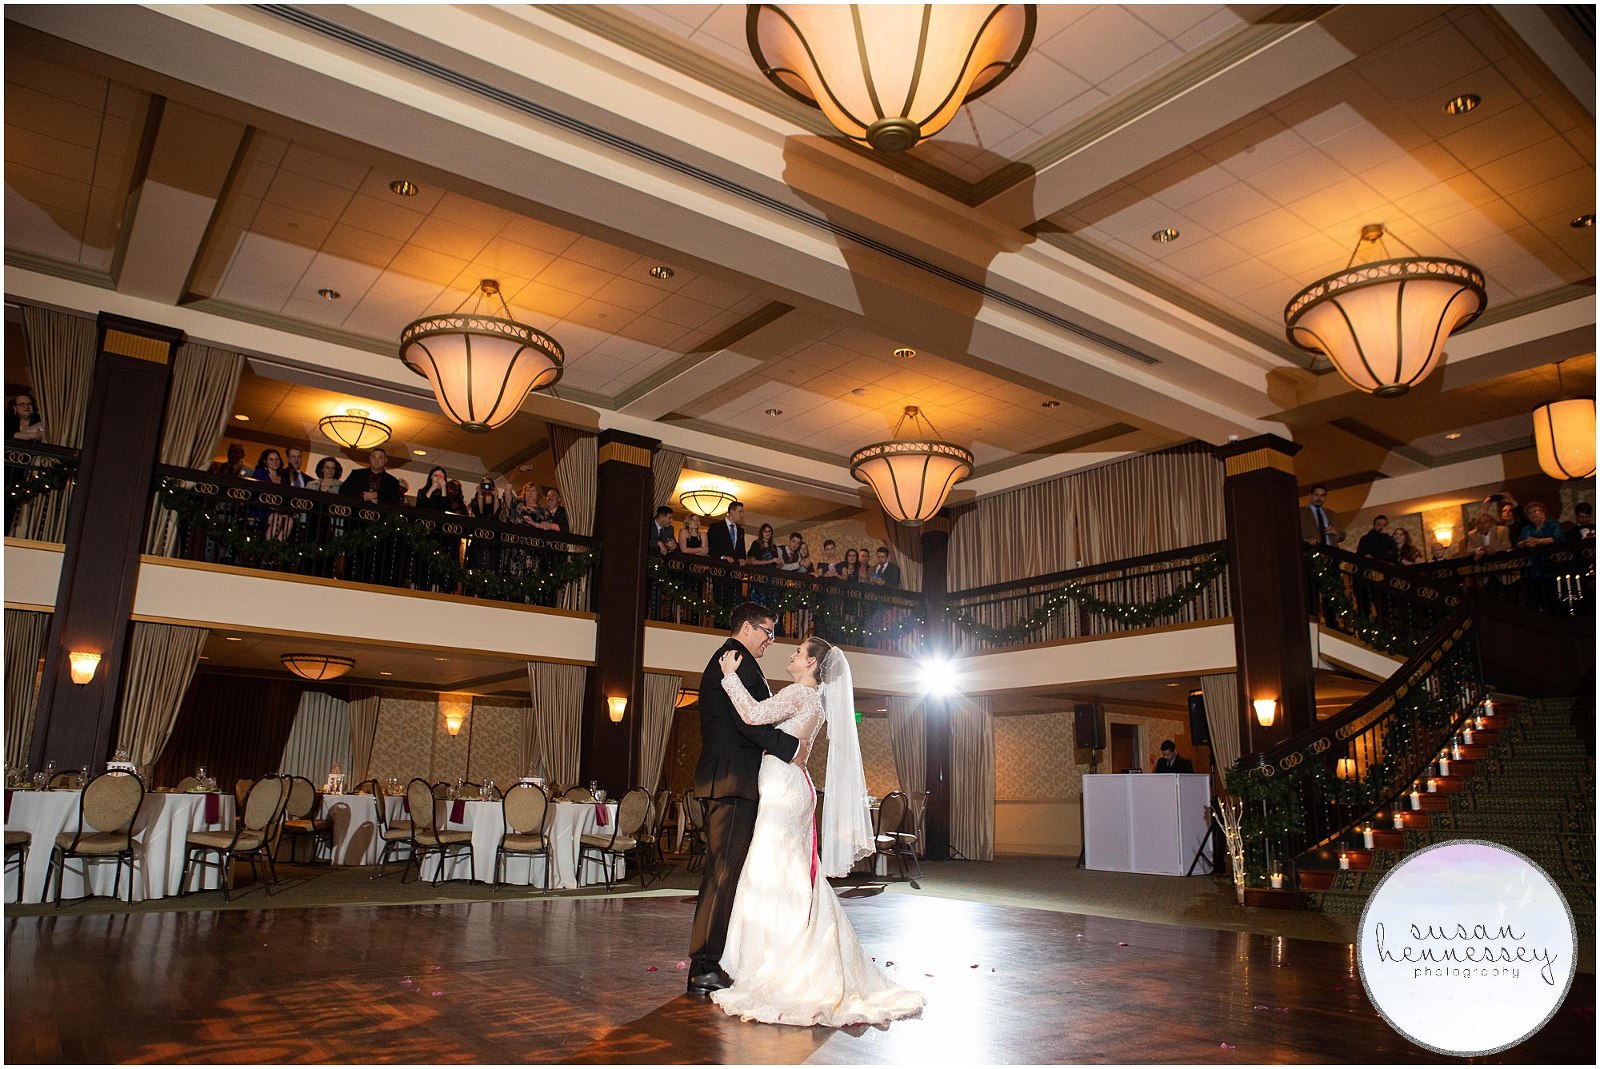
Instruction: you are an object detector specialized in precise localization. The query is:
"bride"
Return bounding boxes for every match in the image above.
[710,635,925,1027]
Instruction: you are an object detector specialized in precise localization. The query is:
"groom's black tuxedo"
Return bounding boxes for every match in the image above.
[689,636,799,980]
[707,518,745,562]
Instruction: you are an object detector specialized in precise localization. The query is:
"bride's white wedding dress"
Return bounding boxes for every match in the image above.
[711,674,925,1027]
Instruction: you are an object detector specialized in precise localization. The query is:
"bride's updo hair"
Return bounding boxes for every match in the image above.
[801,635,836,682]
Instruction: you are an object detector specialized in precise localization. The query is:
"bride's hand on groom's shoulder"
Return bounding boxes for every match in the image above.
[719,650,742,676]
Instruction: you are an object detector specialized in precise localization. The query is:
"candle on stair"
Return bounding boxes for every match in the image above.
[1362,824,1375,848]
[1427,778,1438,793]
[1269,870,1283,889]
[1339,852,1350,871]
[1409,789,1422,810]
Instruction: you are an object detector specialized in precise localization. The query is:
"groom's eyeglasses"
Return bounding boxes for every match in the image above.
[757,625,775,640]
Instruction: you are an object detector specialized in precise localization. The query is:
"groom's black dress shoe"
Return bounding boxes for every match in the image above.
[687,969,733,995]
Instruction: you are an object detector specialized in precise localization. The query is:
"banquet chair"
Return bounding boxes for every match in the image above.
[873,791,920,881]
[431,782,453,801]
[362,779,413,879]
[632,787,665,878]
[279,776,333,862]
[563,786,594,802]
[43,771,146,909]
[681,791,708,873]
[234,778,254,810]
[403,778,473,886]
[644,786,674,870]
[180,775,289,901]
[173,776,204,792]
[494,783,550,891]
[5,831,30,903]
[48,773,79,789]
[578,788,651,891]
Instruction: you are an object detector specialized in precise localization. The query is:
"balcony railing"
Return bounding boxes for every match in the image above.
[4,442,79,544]
[943,542,1231,653]
[1412,540,1594,615]
[149,466,600,610]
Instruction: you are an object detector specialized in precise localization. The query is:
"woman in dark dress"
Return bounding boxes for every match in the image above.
[7,393,44,442]
[747,522,780,607]
[415,465,454,592]
[251,448,295,544]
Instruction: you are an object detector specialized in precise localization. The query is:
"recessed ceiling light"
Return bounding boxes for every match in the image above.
[434,656,446,661]
[1041,400,1061,408]
[379,670,393,676]
[852,387,868,396]
[388,179,418,197]
[317,288,341,300]
[1445,432,1463,440]
[649,265,675,280]
[764,408,783,416]
[1152,227,1180,243]
[224,636,242,642]
[412,449,427,456]
[233,413,249,421]
[893,347,916,360]
[1443,93,1480,115]
[197,655,209,660]
[1572,214,1595,229]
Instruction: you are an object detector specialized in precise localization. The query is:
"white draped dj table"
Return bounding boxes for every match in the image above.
[4,789,235,903]
[1082,773,1211,876]
[406,798,621,889]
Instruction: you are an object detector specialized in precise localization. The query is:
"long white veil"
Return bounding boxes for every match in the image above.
[817,646,873,878]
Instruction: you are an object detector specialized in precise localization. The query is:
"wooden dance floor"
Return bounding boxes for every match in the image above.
[5,889,1592,1064]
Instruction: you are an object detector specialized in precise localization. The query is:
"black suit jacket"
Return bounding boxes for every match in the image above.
[337,468,403,505]
[1153,755,1195,774]
[869,560,902,587]
[693,638,798,801]
[707,519,745,562]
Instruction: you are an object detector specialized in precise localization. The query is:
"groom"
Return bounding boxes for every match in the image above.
[687,601,810,995]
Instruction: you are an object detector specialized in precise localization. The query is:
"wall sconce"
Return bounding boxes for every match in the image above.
[68,651,101,685]
[1336,757,1356,780]
[439,693,472,737]
[607,696,627,723]
[1432,525,1453,549]
[1253,698,1278,727]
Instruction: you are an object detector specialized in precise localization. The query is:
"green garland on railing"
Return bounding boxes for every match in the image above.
[646,557,925,643]
[1306,551,1431,655]
[5,456,77,509]
[941,550,1229,645]
[158,481,598,600]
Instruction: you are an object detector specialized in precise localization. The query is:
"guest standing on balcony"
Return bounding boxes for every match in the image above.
[680,513,708,556]
[1456,510,1510,559]
[415,466,454,593]
[1516,501,1563,611]
[651,506,678,556]
[208,442,249,478]
[310,457,343,495]
[509,483,552,594]
[1567,502,1594,542]
[1353,514,1398,616]
[338,448,403,586]
[307,456,345,577]
[1300,484,1345,546]
[445,478,466,514]
[7,393,43,442]
[708,501,748,612]
[866,546,901,587]
[540,487,570,534]
[777,531,805,571]
[816,539,841,577]
[251,448,296,544]
[282,447,309,489]
[1391,526,1423,565]
[747,523,781,609]
[839,547,861,582]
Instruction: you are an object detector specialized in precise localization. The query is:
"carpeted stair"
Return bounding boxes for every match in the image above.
[1306,697,1595,938]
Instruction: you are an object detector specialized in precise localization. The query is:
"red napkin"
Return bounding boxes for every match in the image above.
[4,789,11,822]
[450,799,465,823]
[594,802,608,827]
[204,792,220,824]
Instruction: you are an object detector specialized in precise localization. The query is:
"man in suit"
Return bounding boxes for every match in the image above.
[706,501,746,610]
[1152,739,1195,773]
[337,448,404,584]
[866,545,901,587]
[1300,484,1345,546]
[650,505,677,557]
[687,602,811,995]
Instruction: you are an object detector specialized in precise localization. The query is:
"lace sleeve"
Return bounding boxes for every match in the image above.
[721,673,805,726]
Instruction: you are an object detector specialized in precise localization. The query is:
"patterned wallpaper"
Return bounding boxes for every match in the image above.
[1102,704,1205,774]
[364,690,531,785]
[368,692,435,784]
[994,710,1080,802]
[466,699,528,785]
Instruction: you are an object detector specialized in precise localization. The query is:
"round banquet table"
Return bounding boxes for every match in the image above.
[4,788,234,903]
[419,797,621,888]
[319,792,408,866]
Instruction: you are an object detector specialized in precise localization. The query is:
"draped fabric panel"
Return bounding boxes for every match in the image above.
[528,661,585,786]
[147,341,246,555]
[949,695,995,861]
[115,622,209,772]
[4,610,50,768]
[1067,443,1224,566]
[348,691,381,784]
[153,675,305,792]
[21,306,96,450]
[877,511,925,593]
[886,696,926,800]
[278,689,352,783]
[550,425,597,610]
[947,479,1078,590]
[1200,673,1243,790]
[638,672,680,792]
[651,448,685,514]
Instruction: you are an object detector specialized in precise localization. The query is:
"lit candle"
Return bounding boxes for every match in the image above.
[1393,812,1405,829]
[1339,852,1350,871]
[1363,825,1375,848]
[1451,743,1463,761]
[1269,871,1283,889]
[1427,778,1438,793]
[1463,728,1474,745]
[1409,790,1422,810]
[1439,757,1450,775]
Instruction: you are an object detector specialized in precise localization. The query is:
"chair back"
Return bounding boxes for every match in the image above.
[682,791,705,833]
[407,779,438,832]
[81,771,145,834]
[49,772,79,789]
[616,788,651,837]
[352,779,376,795]
[877,791,907,838]
[173,776,203,792]
[242,776,288,832]
[285,776,317,819]
[651,787,671,832]
[503,783,549,834]
[431,782,453,800]
[563,786,594,802]
[233,778,254,809]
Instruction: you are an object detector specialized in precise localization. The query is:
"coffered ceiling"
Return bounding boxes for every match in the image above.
[3,4,1594,513]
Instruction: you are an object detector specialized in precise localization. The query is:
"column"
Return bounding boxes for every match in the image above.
[919,520,952,860]
[579,429,659,791]
[1216,435,1317,754]
[29,314,183,774]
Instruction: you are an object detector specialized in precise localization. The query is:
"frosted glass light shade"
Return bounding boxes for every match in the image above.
[1532,398,1596,479]
[850,438,973,525]
[400,314,563,433]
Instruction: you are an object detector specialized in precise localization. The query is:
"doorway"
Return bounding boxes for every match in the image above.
[1110,722,1140,773]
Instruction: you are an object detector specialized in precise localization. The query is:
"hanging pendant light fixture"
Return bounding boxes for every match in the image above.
[747,4,1036,152]
[399,279,563,433]
[318,408,391,451]
[1531,361,1595,480]
[1284,224,1486,397]
[678,484,739,518]
[281,654,356,681]
[850,405,973,526]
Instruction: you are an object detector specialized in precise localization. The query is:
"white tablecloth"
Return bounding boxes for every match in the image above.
[419,798,620,888]
[321,793,408,866]
[5,789,234,903]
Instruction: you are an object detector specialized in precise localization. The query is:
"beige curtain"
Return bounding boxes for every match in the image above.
[1200,673,1242,791]
[638,671,680,792]
[1068,443,1224,566]
[886,695,926,799]
[651,448,685,513]
[528,661,585,786]
[147,342,246,554]
[116,621,208,769]
[278,690,351,782]
[551,425,597,610]
[21,306,96,449]
[349,693,381,784]
[876,511,925,592]
[4,610,50,767]
[947,479,1078,590]
[950,695,995,861]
